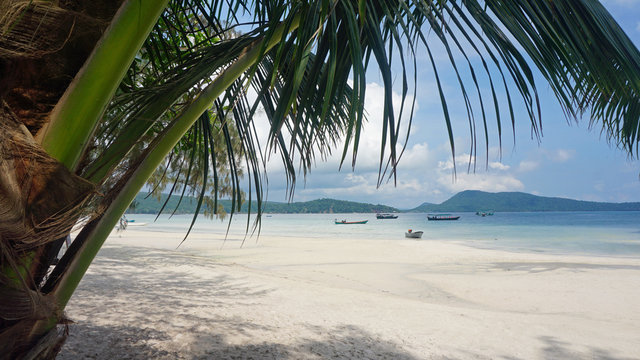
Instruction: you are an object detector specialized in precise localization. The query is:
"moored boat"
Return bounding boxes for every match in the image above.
[116,216,148,230]
[475,211,494,217]
[334,219,368,224]
[376,213,398,219]
[427,214,460,221]
[405,230,423,238]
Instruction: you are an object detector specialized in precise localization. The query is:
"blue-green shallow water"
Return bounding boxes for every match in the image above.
[123,211,640,257]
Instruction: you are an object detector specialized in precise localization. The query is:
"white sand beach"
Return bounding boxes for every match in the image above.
[58,229,640,359]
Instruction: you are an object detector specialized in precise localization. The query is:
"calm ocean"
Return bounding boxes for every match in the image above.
[123,211,640,257]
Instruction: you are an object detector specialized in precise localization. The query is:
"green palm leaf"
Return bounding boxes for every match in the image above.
[3,1,640,356]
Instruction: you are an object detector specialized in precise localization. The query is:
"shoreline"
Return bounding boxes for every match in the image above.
[59,230,640,359]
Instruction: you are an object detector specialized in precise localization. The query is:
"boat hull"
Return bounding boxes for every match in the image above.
[334,220,368,224]
[405,231,423,238]
[376,213,398,219]
[427,215,460,221]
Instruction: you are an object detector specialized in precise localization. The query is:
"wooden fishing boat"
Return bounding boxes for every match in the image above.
[334,219,368,224]
[427,214,460,221]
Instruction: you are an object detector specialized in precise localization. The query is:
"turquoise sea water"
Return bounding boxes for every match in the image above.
[123,211,640,257]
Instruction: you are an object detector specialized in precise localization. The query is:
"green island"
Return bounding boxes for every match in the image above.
[129,190,640,214]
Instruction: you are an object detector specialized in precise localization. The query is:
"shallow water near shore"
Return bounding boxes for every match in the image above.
[124,211,640,257]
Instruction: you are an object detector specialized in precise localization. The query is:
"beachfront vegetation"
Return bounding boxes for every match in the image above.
[1,0,639,358]
[131,190,640,214]
[410,190,640,213]
[130,193,399,214]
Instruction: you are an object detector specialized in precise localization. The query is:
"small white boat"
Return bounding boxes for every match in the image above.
[405,230,423,238]
[116,216,148,231]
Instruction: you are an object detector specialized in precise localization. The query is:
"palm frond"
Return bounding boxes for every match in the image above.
[469,0,640,156]
[14,2,640,351]
[80,0,640,229]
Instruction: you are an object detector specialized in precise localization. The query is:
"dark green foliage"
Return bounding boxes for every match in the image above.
[409,190,640,212]
[262,199,398,214]
[128,192,213,214]
[128,193,398,214]
[130,190,640,215]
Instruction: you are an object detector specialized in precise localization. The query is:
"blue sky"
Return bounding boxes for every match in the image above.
[258,0,640,209]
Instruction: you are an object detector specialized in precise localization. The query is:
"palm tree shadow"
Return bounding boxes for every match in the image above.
[538,336,636,360]
[59,319,421,360]
[58,245,422,359]
[492,262,640,274]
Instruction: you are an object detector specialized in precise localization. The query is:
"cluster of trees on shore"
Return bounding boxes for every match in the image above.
[1,1,639,358]
[130,194,398,214]
[129,190,640,215]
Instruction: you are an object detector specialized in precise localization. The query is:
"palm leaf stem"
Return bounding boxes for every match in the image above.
[37,13,301,336]
[35,0,170,171]
[82,36,260,183]
[4,2,170,334]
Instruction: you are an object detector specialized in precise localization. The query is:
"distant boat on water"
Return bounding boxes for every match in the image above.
[116,216,148,230]
[475,211,494,217]
[427,214,460,221]
[335,219,368,224]
[376,213,398,219]
[405,229,423,238]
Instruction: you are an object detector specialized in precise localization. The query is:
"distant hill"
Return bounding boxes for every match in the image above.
[128,193,398,214]
[408,190,640,212]
[128,190,640,215]
[129,193,209,214]
[261,198,397,213]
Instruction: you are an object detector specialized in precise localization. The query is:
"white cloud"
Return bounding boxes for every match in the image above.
[518,160,539,172]
[489,161,510,171]
[398,142,433,168]
[436,171,524,194]
[435,154,524,194]
[251,79,555,207]
[554,149,574,162]
[342,82,417,169]
[545,148,574,163]
[512,148,571,174]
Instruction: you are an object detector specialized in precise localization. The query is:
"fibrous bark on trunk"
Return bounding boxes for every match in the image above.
[0,0,123,135]
[0,101,93,358]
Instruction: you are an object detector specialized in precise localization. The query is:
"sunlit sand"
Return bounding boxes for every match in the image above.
[59,229,640,359]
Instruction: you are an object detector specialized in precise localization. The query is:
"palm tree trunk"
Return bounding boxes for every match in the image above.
[42,11,302,314]
[0,1,162,358]
[2,3,296,358]
[0,101,94,359]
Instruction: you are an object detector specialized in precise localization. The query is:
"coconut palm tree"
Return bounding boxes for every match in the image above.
[1,0,639,358]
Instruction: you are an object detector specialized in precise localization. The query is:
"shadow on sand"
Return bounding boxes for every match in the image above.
[59,322,424,359]
[57,246,636,360]
[537,336,638,360]
[57,246,421,359]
